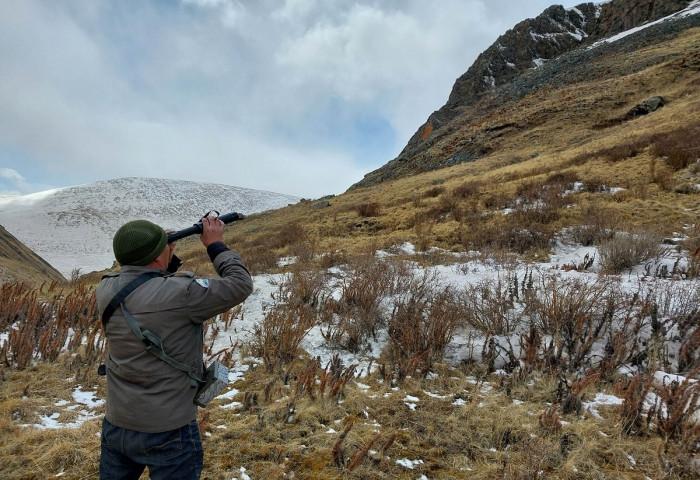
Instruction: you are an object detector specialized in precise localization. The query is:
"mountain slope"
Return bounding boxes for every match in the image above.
[0,225,65,285]
[191,13,699,274]
[0,177,300,278]
[353,0,698,188]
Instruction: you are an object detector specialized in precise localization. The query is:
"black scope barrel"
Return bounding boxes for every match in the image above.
[167,212,244,243]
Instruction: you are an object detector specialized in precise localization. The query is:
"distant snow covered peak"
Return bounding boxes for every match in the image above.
[0,188,66,207]
[0,177,301,277]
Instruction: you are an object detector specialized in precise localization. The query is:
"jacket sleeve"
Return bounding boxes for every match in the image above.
[184,247,253,323]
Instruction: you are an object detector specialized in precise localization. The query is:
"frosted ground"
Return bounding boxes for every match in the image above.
[17,236,698,479]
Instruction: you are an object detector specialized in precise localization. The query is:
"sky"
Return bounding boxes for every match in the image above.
[0,0,584,199]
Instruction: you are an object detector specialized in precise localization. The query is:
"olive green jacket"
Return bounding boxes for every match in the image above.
[96,246,252,432]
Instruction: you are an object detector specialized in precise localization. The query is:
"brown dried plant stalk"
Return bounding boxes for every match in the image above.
[347,432,382,471]
[331,422,354,468]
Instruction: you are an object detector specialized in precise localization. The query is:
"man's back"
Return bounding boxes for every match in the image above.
[97,249,252,432]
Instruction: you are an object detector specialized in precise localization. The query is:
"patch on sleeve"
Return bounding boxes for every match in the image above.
[195,278,210,288]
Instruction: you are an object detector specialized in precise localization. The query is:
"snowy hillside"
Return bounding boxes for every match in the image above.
[0,177,300,277]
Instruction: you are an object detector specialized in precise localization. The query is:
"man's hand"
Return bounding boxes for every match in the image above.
[200,216,225,247]
[164,230,183,272]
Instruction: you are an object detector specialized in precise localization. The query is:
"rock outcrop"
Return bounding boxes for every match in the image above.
[352,0,694,189]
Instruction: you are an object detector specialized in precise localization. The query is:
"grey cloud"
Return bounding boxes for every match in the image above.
[0,0,582,198]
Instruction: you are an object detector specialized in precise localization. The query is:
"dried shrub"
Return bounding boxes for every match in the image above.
[569,137,652,165]
[519,323,543,375]
[598,231,666,274]
[422,186,445,198]
[544,170,578,190]
[386,271,460,381]
[474,179,566,254]
[651,122,700,171]
[250,279,316,372]
[683,223,700,278]
[413,218,434,252]
[538,404,562,435]
[619,372,655,436]
[331,422,354,469]
[354,202,381,217]
[580,175,609,193]
[525,276,617,372]
[678,326,700,375]
[347,432,382,471]
[558,371,600,415]
[292,355,357,402]
[645,370,700,480]
[567,200,619,246]
[275,222,307,248]
[322,355,357,399]
[482,191,509,209]
[238,245,279,274]
[250,222,307,252]
[288,237,317,265]
[452,180,481,199]
[321,257,409,353]
[660,284,700,373]
[674,182,700,194]
[599,138,649,163]
[0,282,101,370]
[449,198,478,223]
[649,371,700,444]
[459,272,521,335]
[498,218,556,254]
[436,194,461,221]
[285,264,329,307]
[569,150,592,166]
[657,435,700,480]
[423,196,455,223]
[516,178,546,203]
[650,157,675,191]
[461,208,556,255]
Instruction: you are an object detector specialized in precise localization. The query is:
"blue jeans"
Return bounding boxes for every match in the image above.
[100,417,203,480]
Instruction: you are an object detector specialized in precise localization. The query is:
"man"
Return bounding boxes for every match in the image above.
[96,215,253,479]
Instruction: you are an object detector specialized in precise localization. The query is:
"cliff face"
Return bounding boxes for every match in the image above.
[594,0,690,36]
[352,0,693,189]
[445,4,599,115]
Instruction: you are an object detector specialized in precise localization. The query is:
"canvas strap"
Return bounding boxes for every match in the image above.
[101,272,164,327]
[101,272,203,386]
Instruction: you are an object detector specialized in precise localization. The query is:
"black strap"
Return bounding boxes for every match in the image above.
[101,271,204,386]
[101,272,164,327]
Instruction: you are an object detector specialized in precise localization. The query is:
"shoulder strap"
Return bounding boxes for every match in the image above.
[121,307,203,385]
[101,271,203,386]
[101,272,164,327]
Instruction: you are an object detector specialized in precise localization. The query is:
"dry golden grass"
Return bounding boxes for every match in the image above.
[3,356,694,479]
[2,23,699,480]
[152,29,700,277]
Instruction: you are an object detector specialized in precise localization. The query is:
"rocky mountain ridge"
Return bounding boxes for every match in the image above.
[353,0,696,188]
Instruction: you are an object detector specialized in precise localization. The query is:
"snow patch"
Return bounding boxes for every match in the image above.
[589,1,700,49]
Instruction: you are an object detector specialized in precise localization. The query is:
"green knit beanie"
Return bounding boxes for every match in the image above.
[113,220,167,266]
